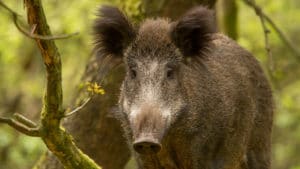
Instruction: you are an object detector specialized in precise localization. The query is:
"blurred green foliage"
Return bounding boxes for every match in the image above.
[0,0,299,169]
[236,1,300,168]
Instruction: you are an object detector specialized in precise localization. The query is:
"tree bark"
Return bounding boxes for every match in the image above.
[33,1,217,169]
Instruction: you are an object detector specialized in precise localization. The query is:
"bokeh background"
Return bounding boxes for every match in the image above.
[0,0,299,169]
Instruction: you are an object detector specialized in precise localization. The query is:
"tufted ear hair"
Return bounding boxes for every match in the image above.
[170,6,217,57]
[93,6,136,57]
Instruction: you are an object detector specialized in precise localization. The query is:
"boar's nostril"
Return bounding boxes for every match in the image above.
[133,141,162,154]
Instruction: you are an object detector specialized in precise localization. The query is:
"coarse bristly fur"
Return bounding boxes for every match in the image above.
[93,5,273,169]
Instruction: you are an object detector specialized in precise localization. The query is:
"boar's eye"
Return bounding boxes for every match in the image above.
[166,62,178,80]
[129,67,137,79]
[166,67,175,79]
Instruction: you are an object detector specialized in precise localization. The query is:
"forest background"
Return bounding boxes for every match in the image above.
[0,0,299,169]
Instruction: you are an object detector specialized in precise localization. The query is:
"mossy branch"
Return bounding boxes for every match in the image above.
[24,0,101,168]
[0,0,102,168]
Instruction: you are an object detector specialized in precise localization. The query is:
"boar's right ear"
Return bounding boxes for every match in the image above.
[170,6,217,57]
[93,6,136,57]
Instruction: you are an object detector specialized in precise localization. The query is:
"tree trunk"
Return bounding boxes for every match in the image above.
[217,0,238,40]
[33,1,217,169]
[142,0,217,19]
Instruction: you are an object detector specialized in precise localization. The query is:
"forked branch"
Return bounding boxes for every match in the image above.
[0,0,101,168]
[0,114,40,137]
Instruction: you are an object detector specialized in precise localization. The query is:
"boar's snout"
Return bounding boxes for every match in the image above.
[130,104,170,154]
[133,136,162,154]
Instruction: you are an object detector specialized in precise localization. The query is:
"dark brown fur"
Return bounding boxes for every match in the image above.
[93,5,135,56]
[93,6,273,169]
[170,6,217,56]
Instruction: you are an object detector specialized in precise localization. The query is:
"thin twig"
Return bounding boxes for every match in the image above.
[0,0,21,16]
[242,0,278,84]
[12,14,79,40]
[248,0,274,74]
[64,98,91,117]
[13,113,38,128]
[263,13,300,59]
[0,1,79,40]
[242,0,300,59]
[30,24,37,34]
[0,117,40,137]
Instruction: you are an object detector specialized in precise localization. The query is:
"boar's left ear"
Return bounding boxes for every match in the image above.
[170,6,217,56]
[93,6,136,57]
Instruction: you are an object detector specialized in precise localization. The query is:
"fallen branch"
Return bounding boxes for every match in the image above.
[0,0,79,40]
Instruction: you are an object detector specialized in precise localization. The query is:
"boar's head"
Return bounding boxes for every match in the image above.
[93,6,216,155]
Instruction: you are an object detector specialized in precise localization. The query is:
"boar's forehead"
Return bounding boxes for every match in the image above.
[125,19,180,62]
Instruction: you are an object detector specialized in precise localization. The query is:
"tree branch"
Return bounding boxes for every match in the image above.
[13,113,38,128]
[0,116,40,137]
[64,97,91,117]
[242,0,300,60]
[244,0,275,81]
[0,0,102,168]
[0,0,79,40]
[0,0,21,15]
[22,0,101,168]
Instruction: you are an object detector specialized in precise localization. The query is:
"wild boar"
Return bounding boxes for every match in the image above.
[93,5,273,169]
